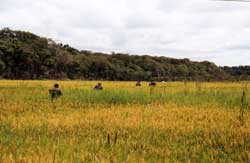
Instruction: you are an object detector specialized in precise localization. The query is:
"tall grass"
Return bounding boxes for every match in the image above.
[1,80,249,108]
[0,80,249,162]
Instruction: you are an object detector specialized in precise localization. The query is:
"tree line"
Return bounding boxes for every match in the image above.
[0,28,248,81]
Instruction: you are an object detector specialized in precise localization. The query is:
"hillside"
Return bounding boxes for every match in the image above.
[0,27,242,81]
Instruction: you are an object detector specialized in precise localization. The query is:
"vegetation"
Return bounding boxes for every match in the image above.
[0,27,237,81]
[1,27,250,162]
[0,80,250,162]
[222,66,250,81]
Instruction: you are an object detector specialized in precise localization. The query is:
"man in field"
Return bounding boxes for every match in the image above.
[94,83,103,90]
[136,80,141,86]
[49,83,62,100]
[149,80,156,86]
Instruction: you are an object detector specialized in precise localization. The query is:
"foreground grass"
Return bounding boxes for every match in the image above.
[0,80,250,162]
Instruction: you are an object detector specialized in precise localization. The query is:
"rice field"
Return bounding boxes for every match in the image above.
[0,80,250,163]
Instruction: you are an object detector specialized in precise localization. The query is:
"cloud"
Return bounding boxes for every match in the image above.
[0,0,250,66]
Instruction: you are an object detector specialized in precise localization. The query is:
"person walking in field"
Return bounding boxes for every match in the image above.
[149,80,156,86]
[49,83,62,100]
[94,83,103,90]
[136,80,141,86]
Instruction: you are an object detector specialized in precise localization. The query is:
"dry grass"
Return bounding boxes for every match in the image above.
[0,80,250,162]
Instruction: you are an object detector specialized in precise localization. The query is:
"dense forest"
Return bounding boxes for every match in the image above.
[0,28,249,81]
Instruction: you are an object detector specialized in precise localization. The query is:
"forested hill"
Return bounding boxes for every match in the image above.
[0,27,248,81]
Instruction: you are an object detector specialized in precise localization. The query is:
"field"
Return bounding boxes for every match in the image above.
[0,80,250,163]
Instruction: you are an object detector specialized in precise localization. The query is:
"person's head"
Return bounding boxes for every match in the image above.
[54,83,59,88]
[98,83,101,86]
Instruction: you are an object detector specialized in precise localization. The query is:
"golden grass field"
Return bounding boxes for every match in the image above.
[0,80,250,163]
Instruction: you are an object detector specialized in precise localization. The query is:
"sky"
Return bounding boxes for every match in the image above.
[1,0,250,66]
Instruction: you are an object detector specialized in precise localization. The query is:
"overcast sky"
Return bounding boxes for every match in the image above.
[1,0,250,66]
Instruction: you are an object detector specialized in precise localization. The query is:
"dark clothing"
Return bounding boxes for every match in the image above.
[149,81,156,86]
[136,82,141,86]
[94,85,103,90]
[49,88,62,100]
